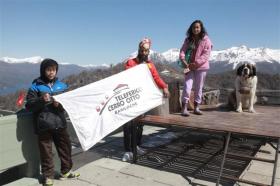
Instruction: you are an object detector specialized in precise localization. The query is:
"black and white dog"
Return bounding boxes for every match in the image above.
[228,63,258,113]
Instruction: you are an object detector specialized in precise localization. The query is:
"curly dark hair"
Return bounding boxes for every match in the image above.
[186,20,208,41]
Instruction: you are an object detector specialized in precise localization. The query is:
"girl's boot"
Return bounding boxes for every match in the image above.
[194,102,203,115]
[181,103,190,117]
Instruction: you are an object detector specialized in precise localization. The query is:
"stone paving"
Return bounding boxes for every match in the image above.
[5,126,280,186]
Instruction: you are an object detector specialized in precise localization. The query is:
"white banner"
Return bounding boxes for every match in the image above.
[54,64,164,151]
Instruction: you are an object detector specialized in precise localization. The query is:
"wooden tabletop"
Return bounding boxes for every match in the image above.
[140,105,280,138]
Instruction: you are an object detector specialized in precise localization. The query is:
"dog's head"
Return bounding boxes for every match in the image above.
[237,63,256,78]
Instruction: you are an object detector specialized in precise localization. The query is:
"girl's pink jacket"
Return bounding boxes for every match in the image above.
[179,35,212,70]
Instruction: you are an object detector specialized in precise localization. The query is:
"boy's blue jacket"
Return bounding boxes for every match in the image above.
[25,77,68,134]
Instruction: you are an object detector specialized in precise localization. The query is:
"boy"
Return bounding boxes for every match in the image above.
[26,58,79,186]
[122,38,170,161]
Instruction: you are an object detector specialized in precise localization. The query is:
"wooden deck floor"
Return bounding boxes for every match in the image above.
[140,105,280,138]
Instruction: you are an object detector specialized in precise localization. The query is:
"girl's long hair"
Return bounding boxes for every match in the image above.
[186,20,207,41]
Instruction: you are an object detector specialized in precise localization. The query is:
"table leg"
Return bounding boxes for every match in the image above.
[271,138,279,186]
[216,132,231,186]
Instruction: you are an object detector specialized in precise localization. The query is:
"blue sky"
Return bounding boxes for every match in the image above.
[1,0,279,65]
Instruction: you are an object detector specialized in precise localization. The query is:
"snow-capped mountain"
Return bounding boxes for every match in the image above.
[81,63,110,68]
[1,56,109,69]
[1,56,44,64]
[124,50,166,63]
[210,45,279,63]
[161,48,180,63]
[124,49,179,64]
[144,46,279,74]
[209,46,279,74]
[1,45,279,95]
[0,57,109,95]
[209,45,280,73]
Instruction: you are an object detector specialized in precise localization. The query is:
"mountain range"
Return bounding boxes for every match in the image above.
[0,46,279,95]
[146,45,280,74]
[0,56,108,95]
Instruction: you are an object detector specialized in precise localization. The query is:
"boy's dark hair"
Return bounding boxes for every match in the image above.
[40,58,58,81]
[186,20,208,41]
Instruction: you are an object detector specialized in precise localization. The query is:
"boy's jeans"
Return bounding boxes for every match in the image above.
[38,128,72,179]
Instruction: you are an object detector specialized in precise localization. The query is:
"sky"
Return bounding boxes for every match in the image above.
[1,0,279,65]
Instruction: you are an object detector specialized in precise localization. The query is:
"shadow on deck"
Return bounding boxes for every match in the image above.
[1,105,278,186]
[73,125,267,185]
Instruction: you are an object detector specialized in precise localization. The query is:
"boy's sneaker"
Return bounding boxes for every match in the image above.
[60,171,80,180]
[122,152,133,162]
[43,178,53,186]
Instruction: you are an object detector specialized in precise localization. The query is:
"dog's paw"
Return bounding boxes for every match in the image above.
[236,108,243,113]
[248,108,256,113]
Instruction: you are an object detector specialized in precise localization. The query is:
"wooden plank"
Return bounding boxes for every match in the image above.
[226,152,275,163]
[140,106,280,138]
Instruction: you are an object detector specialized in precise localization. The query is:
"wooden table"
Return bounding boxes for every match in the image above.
[132,105,280,186]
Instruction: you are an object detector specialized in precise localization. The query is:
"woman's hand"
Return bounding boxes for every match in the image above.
[163,88,170,98]
[189,63,197,71]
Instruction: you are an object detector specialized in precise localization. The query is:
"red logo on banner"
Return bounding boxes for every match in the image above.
[96,106,101,112]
